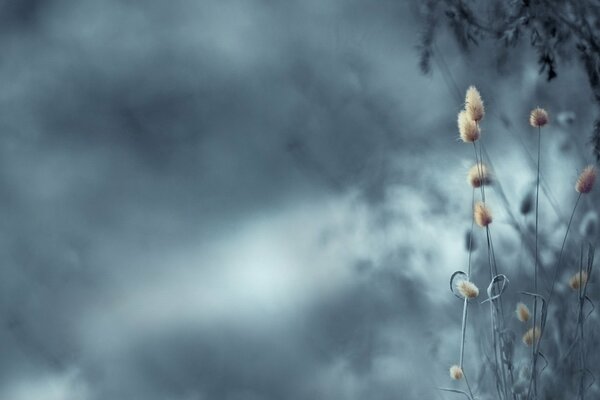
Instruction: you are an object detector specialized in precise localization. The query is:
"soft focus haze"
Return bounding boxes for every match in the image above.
[0,1,597,399]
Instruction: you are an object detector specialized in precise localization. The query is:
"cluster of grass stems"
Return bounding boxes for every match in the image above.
[440,87,598,400]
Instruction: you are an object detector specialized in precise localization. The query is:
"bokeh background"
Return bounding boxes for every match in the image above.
[0,1,597,399]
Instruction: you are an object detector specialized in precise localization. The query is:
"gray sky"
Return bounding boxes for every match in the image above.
[0,1,597,399]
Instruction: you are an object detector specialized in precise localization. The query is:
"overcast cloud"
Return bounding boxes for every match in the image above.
[0,1,596,399]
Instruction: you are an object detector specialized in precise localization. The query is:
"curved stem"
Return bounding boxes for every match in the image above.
[548,193,583,305]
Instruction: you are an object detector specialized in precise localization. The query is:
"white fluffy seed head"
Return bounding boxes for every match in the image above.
[569,271,588,291]
[529,108,549,128]
[467,163,492,188]
[465,86,484,122]
[515,302,530,323]
[576,165,597,194]
[449,365,464,380]
[474,202,492,227]
[522,327,540,346]
[456,280,479,299]
[458,110,480,143]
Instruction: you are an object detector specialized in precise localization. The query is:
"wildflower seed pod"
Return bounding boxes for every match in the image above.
[474,201,492,227]
[458,110,480,143]
[522,327,540,346]
[465,86,484,122]
[569,271,588,291]
[529,108,549,128]
[519,189,534,215]
[576,165,597,194]
[449,365,463,380]
[456,280,479,299]
[467,163,492,188]
[515,302,530,323]
[465,229,476,252]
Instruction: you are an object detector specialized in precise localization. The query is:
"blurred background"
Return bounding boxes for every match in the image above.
[0,0,597,399]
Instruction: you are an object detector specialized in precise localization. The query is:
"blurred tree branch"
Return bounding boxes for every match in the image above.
[417,0,600,161]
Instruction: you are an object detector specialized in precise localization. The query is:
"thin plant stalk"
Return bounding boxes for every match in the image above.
[547,193,582,305]
[450,186,477,400]
[473,142,486,203]
[474,134,513,399]
[460,188,476,368]
[531,193,583,399]
[577,248,586,400]
[487,226,510,400]
[463,373,475,400]
[529,125,542,400]
[477,140,510,399]
[575,244,594,400]
[473,138,504,397]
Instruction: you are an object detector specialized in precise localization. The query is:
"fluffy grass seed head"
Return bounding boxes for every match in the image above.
[449,365,463,380]
[576,165,597,194]
[458,110,480,143]
[522,326,541,346]
[465,86,484,122]
[456,280,479,299]
[515,302,530,323]
[569,271,588,291]
[474,201,492,227]
[529,107,549,128]
[467,163,492,188]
